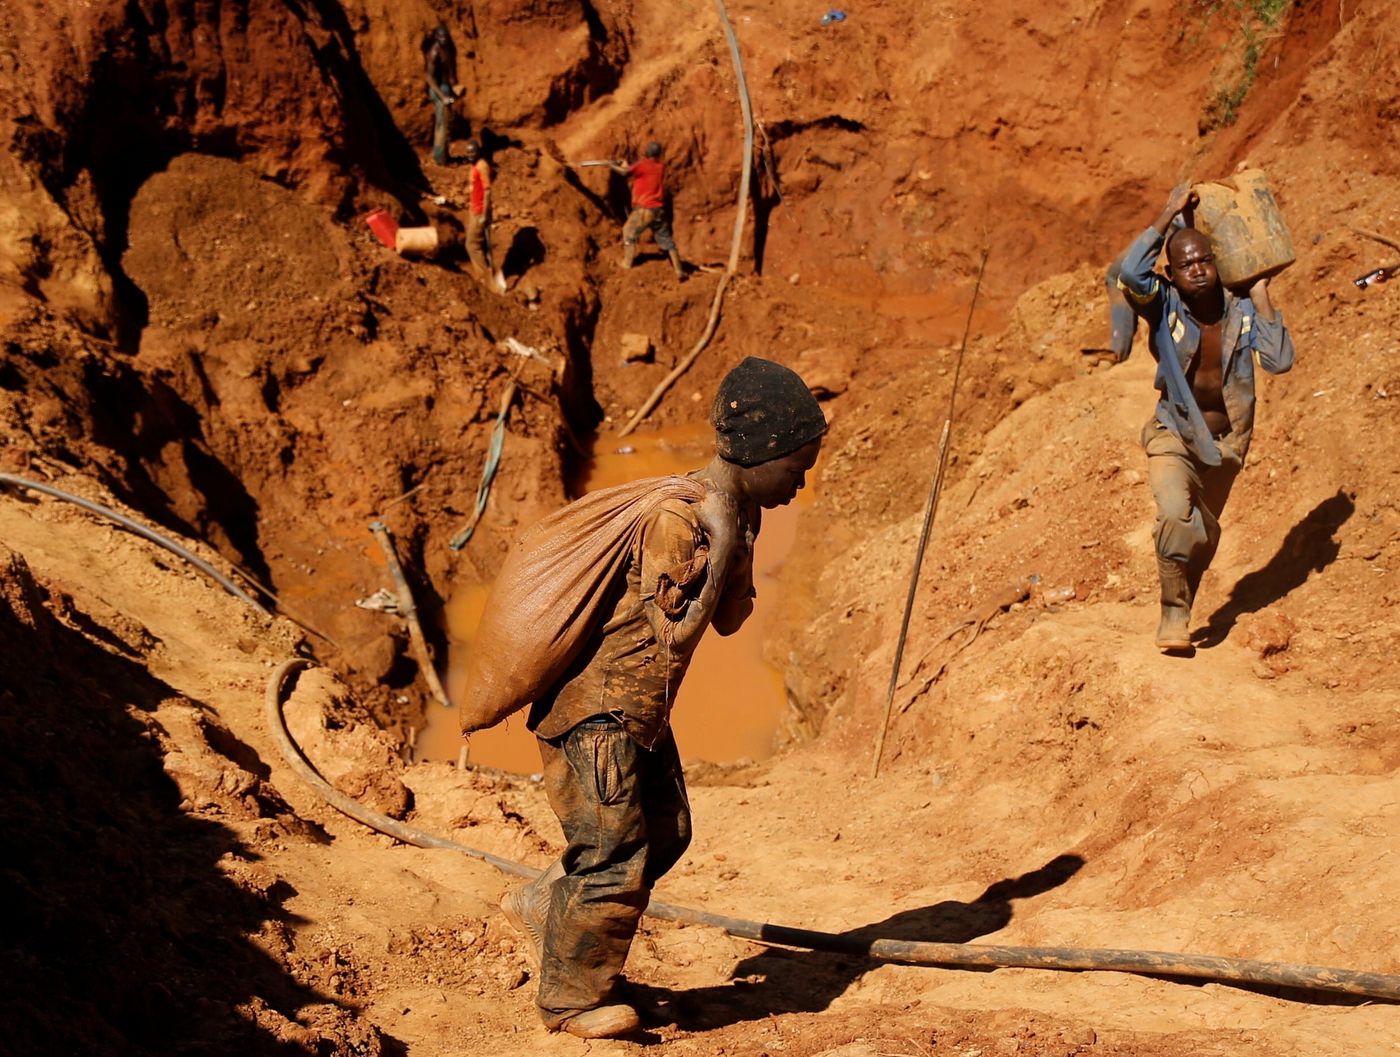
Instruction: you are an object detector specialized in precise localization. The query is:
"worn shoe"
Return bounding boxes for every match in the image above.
[557,1004,641,1039]
[1155,556,1193,651]
[500,883,545,968]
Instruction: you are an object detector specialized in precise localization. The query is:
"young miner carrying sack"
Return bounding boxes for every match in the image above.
[459,356,825,1039]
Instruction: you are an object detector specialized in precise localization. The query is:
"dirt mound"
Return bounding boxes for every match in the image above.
[124,155,348,335]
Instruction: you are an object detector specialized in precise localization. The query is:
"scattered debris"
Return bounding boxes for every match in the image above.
[503,336,555,373]
[364,207,398,247]
[1238,610,1298,676]
[620,332,654,363]
[1354,266,1394,288]
[355,588,401,613]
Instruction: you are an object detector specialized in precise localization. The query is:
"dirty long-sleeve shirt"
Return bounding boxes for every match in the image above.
[1116,225,1295,465]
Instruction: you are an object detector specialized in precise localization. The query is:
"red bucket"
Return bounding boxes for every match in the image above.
[364,208,399,248]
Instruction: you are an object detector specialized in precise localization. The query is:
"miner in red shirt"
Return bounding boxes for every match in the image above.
[464,140,505,293]
[609,142,685,280]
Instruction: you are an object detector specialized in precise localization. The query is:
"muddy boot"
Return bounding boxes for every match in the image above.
[1186,564,1206,615]
[499,860,562,967]
[1155,556,1193,651]
[621,242,636,270]
[668,248,686,281]
[557,1004,641,1039]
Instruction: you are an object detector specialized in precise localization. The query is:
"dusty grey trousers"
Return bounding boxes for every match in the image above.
[429,84,451,164]
[1143,419,1243,574]
[532,715,691,1028]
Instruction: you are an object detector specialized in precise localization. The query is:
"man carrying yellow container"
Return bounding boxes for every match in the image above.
[1113,184,1296,651]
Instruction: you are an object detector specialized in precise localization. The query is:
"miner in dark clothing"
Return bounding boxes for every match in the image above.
[423,24,458,165]
[499,358,826,1038]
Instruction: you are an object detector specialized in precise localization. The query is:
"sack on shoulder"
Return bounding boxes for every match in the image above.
[458,475,706,734]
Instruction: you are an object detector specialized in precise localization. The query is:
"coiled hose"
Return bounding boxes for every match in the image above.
[266,659,1400,1002]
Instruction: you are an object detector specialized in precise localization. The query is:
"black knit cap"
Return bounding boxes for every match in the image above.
[710,357,827,466]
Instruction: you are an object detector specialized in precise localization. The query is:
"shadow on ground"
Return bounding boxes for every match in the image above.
[631,853,1085,1030]
[0,546,368,1055]
[1196,489,1354,647]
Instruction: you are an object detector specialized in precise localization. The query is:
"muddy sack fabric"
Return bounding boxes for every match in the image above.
[458,475,707,734]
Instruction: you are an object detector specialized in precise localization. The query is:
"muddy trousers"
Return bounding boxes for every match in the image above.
[622,207,679,273]
[429,85,452,164]
[531,716,691,1029]
[466,211,494,278]
[1143,420,1243,586]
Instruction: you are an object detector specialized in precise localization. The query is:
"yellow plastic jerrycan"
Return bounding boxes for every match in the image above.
[1190,169,1295,290]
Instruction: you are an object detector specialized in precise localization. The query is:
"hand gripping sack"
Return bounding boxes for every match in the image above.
[459,475,707,734]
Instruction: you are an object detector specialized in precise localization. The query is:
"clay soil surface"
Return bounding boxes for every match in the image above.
[2,0,1399,1055]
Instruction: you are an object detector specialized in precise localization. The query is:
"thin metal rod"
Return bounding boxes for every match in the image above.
[871,248,990,778]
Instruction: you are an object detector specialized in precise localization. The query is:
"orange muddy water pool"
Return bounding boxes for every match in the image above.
[415,421,811,772]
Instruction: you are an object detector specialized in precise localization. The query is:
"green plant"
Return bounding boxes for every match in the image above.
[1198,3,1287,133]
[1246,0,1291,27]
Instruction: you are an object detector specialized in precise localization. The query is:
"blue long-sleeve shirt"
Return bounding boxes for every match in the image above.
[1116,226,1295,465]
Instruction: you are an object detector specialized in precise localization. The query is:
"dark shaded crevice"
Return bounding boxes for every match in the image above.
[81,358,204,539]
[579,0,609,43]
[539,3,630,126]
[502,225,546,280]
[764,114,868,141]
[180,439,273,586]
[284,0,431,212]
[751,135,782,275]
[80,359,275,587]
[558,289,606,486]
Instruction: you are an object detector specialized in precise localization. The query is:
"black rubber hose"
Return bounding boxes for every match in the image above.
[264,660,533,879]
[2,472,341,648]
[2,472,267,612]
[264,660,1400,1002]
